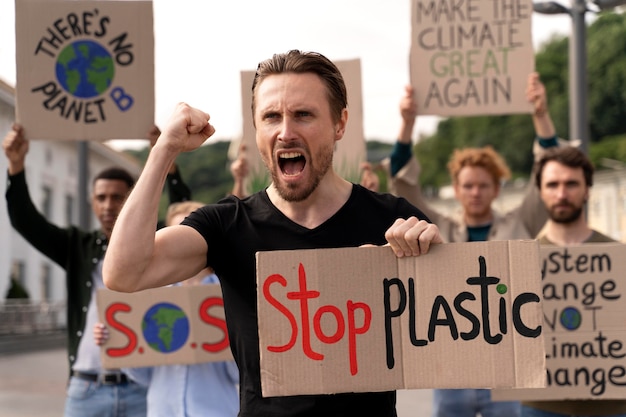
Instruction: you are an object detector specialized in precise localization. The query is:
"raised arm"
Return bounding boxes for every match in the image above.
[386,86,441,223]
[229,143,249,199]
[103,103,215,292]
[3,124,28,175]
[397,85,417,147]
[515,72,560,236]
[526,72,556,140]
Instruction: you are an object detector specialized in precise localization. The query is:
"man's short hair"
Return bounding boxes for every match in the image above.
[447,146,511,185]
[165,201,204,227]
[534,146,594,188]
[251,50,347,125]
[93,167,135,189]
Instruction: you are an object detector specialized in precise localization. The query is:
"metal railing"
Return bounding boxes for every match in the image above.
[0,300,66,335]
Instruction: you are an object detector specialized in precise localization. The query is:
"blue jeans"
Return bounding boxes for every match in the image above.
[433,389,520,417]
[521,405,626,417]
[64,376,147,417]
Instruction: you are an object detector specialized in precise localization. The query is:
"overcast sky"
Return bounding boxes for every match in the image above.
[0,0,575,150]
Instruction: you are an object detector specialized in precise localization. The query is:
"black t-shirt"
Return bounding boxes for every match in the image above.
[182,184,429,417]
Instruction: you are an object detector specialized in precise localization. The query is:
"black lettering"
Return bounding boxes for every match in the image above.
[587,305,600,332]
[108,32,134,66]
[35,27,65,57]
[467,256,502,344]
[609,366,626,390]
[543,278,619,306]
[547,365,626,396]
[454,292,480,340]
[95,16,109,38]
[53,18,71,41]
[591,368,607,396]
[408,278,428,347]
[608,339,626,359]
[424,78,511,109]
[83,10,95,35]
[499,297,507,335]
[600,279,619,301]
[66,13,82,36]
[544,309,557,332]
[424,81,444,108]
[383,278,406,369]
[91,98,106,122]
[428,296,458,341]
[49,96,69,117]
[512,292,541,338]
[65,100,83,121]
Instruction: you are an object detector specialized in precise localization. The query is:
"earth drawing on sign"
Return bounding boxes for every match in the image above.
[55,40,115,99]
[142,302,190,353]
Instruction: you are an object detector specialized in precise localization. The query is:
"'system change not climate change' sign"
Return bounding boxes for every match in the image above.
[15,0,154,140]
[494,243,626,401]
[256,242,546,397]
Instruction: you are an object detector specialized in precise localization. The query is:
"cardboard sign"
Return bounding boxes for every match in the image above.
[235,58,366,195]
[96,284,233,369]
[493,243,626,401]
[256,241,545,397]
[409,0,534,116]
[15,0,154,140]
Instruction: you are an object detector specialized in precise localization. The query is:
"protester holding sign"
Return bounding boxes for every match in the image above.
[381,72,564,417]
[102,49,443,417]
[2,124,191,417]
[521,145,626,417]
[95,201,240,417]
[386,72,559,242]
[3,125,147,417]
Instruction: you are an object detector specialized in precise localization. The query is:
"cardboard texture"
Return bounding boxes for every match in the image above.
[235,58,366,195]
[96,285,233,369]
[409,0,534,116]
[493,243,626,401]
[15,0,154,140]
[256,241,545,397]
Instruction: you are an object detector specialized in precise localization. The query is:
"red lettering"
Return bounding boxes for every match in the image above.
[105,302,137,357]
[199,297,229,353]
[287,264,323,360]
[261,263,373,375]
[347,301,371,375]
[313,305,345,344]
[263,274,298,353]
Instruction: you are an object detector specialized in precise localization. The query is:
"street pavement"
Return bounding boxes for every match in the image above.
[0,348,433,416]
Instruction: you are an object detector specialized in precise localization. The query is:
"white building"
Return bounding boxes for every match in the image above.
[0,79,141,311]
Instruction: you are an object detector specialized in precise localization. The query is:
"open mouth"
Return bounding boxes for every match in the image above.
[279,152,306,177]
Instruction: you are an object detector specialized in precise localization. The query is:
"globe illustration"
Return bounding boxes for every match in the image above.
[55,40,115,99]
[560,306,582,331]
[142,302,190,353]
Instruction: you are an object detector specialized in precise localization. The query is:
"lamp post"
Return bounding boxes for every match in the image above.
[532,0,626,154]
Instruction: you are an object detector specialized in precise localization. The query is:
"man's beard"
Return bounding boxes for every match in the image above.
[548,202,584,224]
[265,142,334,203]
